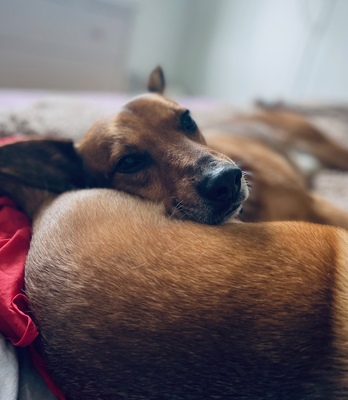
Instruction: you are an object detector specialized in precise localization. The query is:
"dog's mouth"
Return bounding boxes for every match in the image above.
[170,197,245,225]
[219,201,244,223]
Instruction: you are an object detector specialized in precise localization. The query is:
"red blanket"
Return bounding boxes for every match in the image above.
[0,136,65,399]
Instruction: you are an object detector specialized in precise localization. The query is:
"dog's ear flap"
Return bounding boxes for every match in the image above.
[147,66,165,94]
[0,139,87,218]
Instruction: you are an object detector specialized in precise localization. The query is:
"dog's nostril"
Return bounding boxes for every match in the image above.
[196,166,242,202]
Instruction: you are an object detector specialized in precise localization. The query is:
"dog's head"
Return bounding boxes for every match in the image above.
[0,68,248,224]
[77,67,248,224]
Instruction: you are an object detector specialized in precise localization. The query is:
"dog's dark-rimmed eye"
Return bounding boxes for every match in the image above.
[181,110,197,134]
[115,154,151,174]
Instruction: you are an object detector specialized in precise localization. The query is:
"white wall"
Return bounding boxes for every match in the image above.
[0,0,134,91]
[2,0,348,106]
[201,0,310,104]
[125,0,222,95]
[125,0,348,105]
[125,0,189,92]
[305,0,348,101]
[191,0,347,106]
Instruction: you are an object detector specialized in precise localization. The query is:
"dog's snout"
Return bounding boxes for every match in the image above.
[196,165,242,202]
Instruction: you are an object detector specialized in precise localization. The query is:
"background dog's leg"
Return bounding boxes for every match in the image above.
[239,111,348,170]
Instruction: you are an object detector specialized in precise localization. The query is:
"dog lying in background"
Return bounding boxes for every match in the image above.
[205,108,348,227]
[1,66,348,229]
[207,133,348,227]
[230,109,348,171]
[24,187,348,399]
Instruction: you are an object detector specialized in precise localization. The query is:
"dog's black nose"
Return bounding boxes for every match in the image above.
[196,165,242,202]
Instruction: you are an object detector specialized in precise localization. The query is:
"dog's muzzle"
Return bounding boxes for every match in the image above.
[192,163,246,224]
[169,161,247,225]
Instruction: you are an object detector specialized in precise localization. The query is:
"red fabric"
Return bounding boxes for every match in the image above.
[0,136,66,399]
[0,196,34,345]
[0,135,28,146]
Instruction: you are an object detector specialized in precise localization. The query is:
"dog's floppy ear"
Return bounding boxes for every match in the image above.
[147,66,165,94]
[0,138,86,218]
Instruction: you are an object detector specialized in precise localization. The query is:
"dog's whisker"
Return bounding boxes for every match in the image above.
[170,200,185,219]
[243,170,253,177]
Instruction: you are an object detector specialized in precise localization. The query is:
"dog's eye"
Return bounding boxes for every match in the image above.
[181,110,197,134]
[115,154,150,174]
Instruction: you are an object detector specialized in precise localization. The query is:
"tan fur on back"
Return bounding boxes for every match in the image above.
[25,189,348,399]
[332,230,348,390]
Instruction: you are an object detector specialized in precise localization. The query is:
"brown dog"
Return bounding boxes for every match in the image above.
[0,68,248,225]
[1,67,347,229]
[25,188,348,399]
[1,68,348,398]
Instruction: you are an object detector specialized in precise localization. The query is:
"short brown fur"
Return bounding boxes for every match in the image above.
[25,189,348,399]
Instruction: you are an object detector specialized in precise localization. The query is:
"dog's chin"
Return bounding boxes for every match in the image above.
[169,200,244,225]
[204,202,244,225]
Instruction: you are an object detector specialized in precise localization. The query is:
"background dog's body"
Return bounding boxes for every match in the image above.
[205,109,348,227]
[25,189,348,399]
[207,133,348,228]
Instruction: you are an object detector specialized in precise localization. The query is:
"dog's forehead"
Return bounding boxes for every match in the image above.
[121,93,184,117]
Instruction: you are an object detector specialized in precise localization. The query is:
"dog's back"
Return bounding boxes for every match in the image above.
[25,189,348,399]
